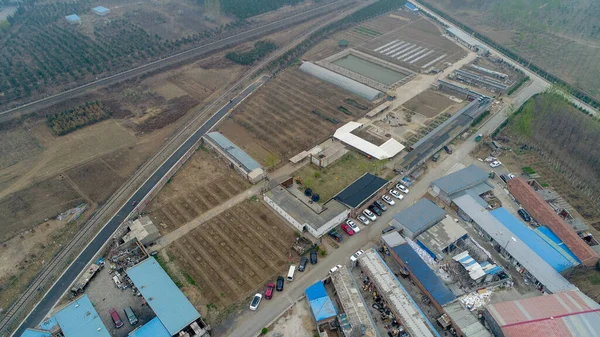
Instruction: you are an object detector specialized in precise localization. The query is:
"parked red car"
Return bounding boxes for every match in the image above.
[265,282,275,300]
[109,308,124,329]
[341,224,355,236]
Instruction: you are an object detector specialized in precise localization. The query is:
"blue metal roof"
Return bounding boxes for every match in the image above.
[205,132,260,172]
[392,199,446,235]
[405,2,418,10]
[39,316,58,332]
[305,281,337,322]
[490,208,578,272]
[432,165,488,195]
[535,226,581,264]
[65,14,80,21]
[129,317,171,337]
[52,295,110,337]
[20,329,51,337]
[127,258,200,335]
[392,243,456,306]
[334,173,388,208]
[93,6,109,14]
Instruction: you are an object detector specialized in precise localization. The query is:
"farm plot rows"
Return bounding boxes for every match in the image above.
[219,69,373,161]
[166,200,296,308]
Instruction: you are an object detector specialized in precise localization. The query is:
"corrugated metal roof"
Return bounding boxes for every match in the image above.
[334,173,388,208]
[392,243,456,306]
[127,258,200,335]
[92,6,109,13]
[305,281,337,322]
[65,14,80,21]
[432,165,489,195]
[490,208,578,272]
[535,226,581,264]
[417,216,467,259]
[446,27,488,50]
[205,132,261,173]
[358,250,439,337]
[452,194,576,293]
[299,62,383,101]
[392,199,446,236]
[507,178,599,266]
[486,290,600,337]
[334,122,404,159]
[443,301,491,337]
[382,231,406,248]
[52,295,110,337]
[20,330,51,337]
[129,317,171,337]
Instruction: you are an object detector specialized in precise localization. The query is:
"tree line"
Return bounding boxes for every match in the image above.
[220,0,304,20]
[226,40,277,65]
[46,101,110,135]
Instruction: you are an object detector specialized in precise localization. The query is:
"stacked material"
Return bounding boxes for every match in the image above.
[460,290,492,311]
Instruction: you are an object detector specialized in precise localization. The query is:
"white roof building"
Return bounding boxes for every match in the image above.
[334,122,404,159]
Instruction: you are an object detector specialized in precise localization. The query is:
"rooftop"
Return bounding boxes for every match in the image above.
[392,199,446,235]
[334,122,405,160]
[416,216,468,259]
[92,6,109,14]
[358,250,439,337]
[507,178,599,266]
[48,294,110,337]
[20,330,51,337]
[266,185,348,230]
[391,243,456,307]
[205,132,261,173]
[485,290,600,337]
[490,208,578,271]
[333,173,388,208]
[128,317,171,337]
[446,27,488,50]
[65,14,80,22]
[443,301,491,337]
[305,281,337,322]
[330,266,378,337]
[452,194,576,293]
[382,231,407,248]
[127,257,200,335]
[431,165,489,195]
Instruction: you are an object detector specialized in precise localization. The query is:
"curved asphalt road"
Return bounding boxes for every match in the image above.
[12,77,268,337]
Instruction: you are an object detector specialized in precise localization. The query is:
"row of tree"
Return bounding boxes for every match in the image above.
[221,0,304,20]
[226,40,277,65]
[46,101,110,135]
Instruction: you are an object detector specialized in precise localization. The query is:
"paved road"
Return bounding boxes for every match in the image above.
[11,77,269,337]
[0,0,348,121]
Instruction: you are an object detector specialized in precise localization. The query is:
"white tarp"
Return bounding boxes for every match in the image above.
[334,122,404,160]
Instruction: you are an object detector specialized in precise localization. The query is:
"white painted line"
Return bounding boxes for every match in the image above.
[373,39,399,52]
[422,54,447,68]
[389,44,415,58]
[404,48,429,62]
[410,50,435,64]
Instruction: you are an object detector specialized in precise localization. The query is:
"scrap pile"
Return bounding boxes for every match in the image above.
[460,289,493,311]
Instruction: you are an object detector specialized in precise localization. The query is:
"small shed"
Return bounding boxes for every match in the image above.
[92,6,110,16]
[305,281,337,326]
[65,14,81,25]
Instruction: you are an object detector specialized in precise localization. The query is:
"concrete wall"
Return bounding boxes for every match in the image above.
[264,195,306,233]
[312,208,350,238]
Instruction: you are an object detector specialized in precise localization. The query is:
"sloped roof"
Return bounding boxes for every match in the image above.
[305,281,337,322]
[299,62,383,101]
[334,122,404,160]
[417,216,467,258]
[432,165,488,195]
[128,317,171,337]
[443,301,491,337]
[507,178,599,266]
[334,173,388,208]
[127,257,200,335]
[486,290,600,337]
[205,132,261,173]
[392,199,446,236]
[52,295,110,337]
[20,330,51,337]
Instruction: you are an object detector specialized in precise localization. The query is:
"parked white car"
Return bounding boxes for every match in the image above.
[362,209,377,221]
[357,215,370,225]
[329,265,342,274]
[346,219,360,233]
[382,195,395,206]
[389,189,404,199]
[490,161,502,168]
[249,293,262,311]
[395,183,410,194]
[350,250,365,262]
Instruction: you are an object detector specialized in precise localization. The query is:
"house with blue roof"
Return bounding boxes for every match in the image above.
[305,281,337,327]
[21,295,110,337]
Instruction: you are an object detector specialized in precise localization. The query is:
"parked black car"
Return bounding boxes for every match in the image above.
[369,204,383,216]
[444,145,453,154]
[298,256,308,272]
[310,250,318,264]
[276,276,285,291]
[374,200,387,212]
[328,229,343,242]
[432,153,440,162]
[499,174,509,184]
[518,209,532,222]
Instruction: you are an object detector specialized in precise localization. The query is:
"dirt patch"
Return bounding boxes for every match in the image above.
[66,159,126,204]
[161,200,296,325]
[403,90,457,118]
[133,95,199,133]
[147,149,251,234]
[351,128,387,146]
[0,126,43,171]
[265,298,315,337]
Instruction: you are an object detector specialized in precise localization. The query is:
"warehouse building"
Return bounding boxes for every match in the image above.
[127,257,209,337]
[416,215,468,261]
[330,266,378,337]
[203,132,265,184]
[452,193,576,293]
[390,199,446,239]
[445,27,488,54]
[431,165,491,205]
[333,172,389,210]
[92,6,110,16]
[122,216,160,246]
[306,281,338,329]
[357,249,440,337]
[507,178,599,266]
[484,290,600,337]
[21,295,110,337]
[333,122,405,160]
[299,61,384,101]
